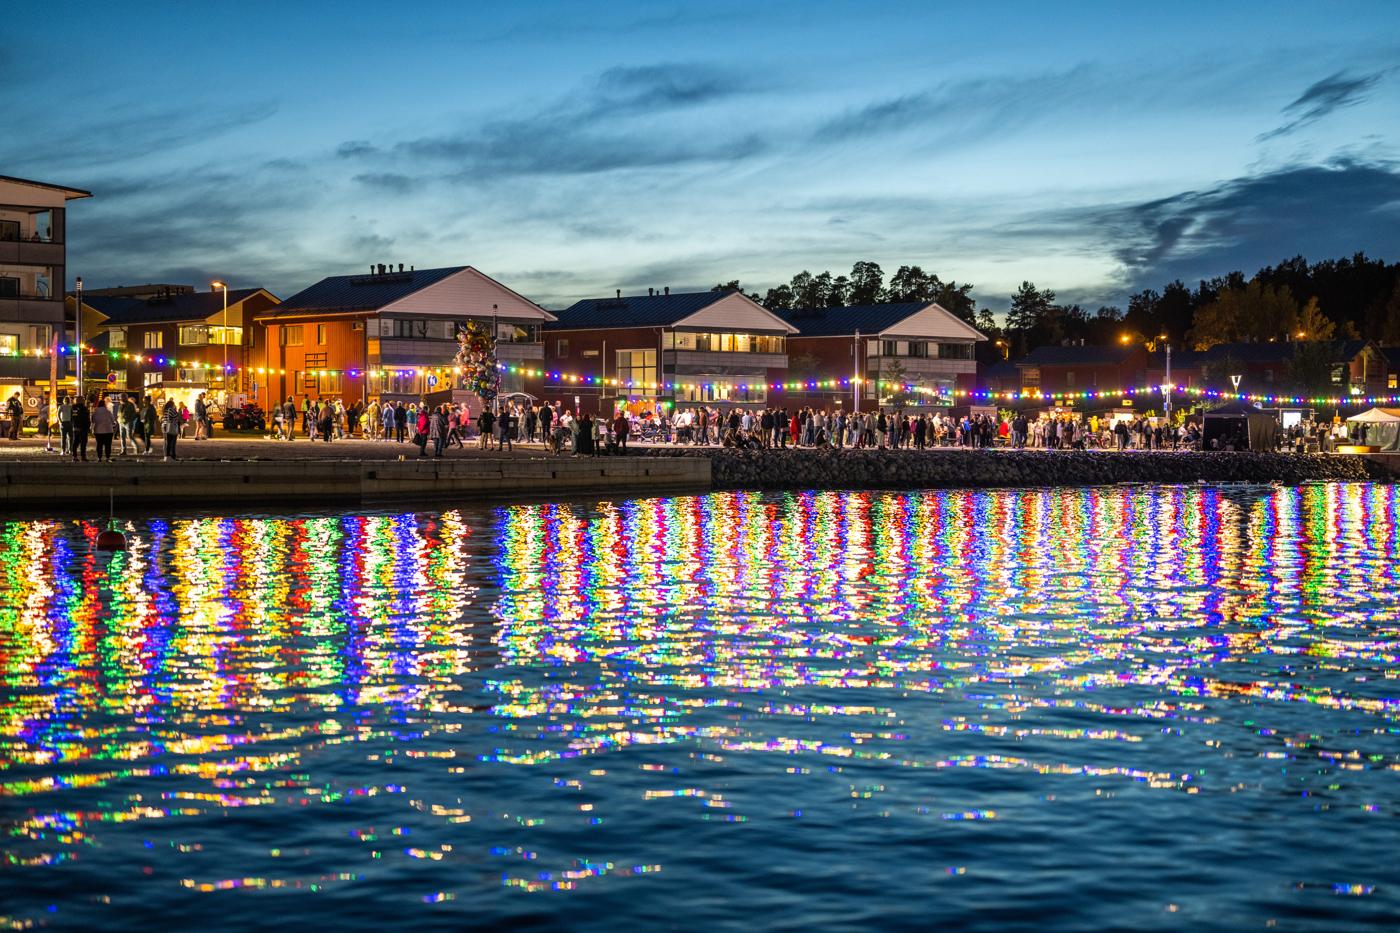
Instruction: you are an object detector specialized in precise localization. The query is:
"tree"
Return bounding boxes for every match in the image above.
[880,359,916,409]
[790,271,822,309]
[1376,280,1400,344]
[828,275,851,307]
[711,280,742,292]
[848,261,884,304]
[886,265,934,302]
[1288,341,1338,398]
[762,285,794,311]
[1006,281,1059,355]
[812,271,835,308]
[1187,281,1300,349]
[1289,296,1336,342]
[932,279,978,326]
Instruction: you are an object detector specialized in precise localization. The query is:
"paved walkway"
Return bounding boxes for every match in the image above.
[0,433,576,461]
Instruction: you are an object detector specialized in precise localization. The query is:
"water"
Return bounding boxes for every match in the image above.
[3,484,1399,931]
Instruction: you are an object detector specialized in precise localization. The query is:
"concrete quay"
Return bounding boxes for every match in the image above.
[0,455,712,508]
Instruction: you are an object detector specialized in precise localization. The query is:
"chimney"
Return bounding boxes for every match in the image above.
[369,265,374,274]
[664,286,669,296]
[398,263,404,273]
[648,288,654,296]
[616,289,621,299]
[377,263,386,275]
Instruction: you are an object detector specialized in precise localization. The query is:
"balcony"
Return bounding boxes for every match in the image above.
[665,349,786,371]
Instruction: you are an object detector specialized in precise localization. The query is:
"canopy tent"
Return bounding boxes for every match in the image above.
[1203,400,1277,451]
[1345,407,1400,450]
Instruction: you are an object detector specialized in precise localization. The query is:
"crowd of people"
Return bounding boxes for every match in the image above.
[10,390,1363,460]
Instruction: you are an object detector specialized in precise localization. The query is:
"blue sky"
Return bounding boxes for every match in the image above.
[5,0,1400,313]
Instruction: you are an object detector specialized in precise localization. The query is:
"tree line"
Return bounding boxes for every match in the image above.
[717,253,1400,364]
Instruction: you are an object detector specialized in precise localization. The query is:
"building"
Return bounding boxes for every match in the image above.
[0,174,91,407]
[1148,340,1389,397]
[77,285,280,407]
[536,288,796,413]
[253,264,554,409]
[777,301,984,409]
[1016,344,1150,397]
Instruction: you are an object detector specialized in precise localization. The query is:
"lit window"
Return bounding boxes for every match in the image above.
[109,328,126,348]
[555,339,569,358]
[180,325,209,346]
[281,325,303,347]
[317,324,328,346]
[0,334,16,354]
[144,331,163,349]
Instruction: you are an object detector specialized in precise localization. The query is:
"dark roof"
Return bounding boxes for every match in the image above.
[547,291,730,329]
[269,266,464,316]
[982,360,1019,381]
[1018,344,1140,366]
[0,174,92,198]
[776,302,931,337]
[1168,340,1371,366]
[85,288,266,324]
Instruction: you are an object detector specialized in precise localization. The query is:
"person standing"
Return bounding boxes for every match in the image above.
[70,396,90,462]
[497,406,513,451]
[194,393,209,440]
[140,395,158,454]
[394,402,408,443]
[58,393,73,455]
[91,395,116,462]
[430,405,446,458]
[318,402,335,443]
[161,399,181,460]
[539,402,554,449]
[118,394,138,455]
[5,392,21,440]
[281,396,296,441]
[380,400,395,441]
[613,410,630,451]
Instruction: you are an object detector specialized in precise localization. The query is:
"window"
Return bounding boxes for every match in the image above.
[938,343,973,360]
[1263,369,1274,384]
[109,328,126,349]
[176,367,207,383]
[0,334,16,354]
[281,325,303,347]
[392,319,429,338]
[318,372,342,394]
[616,349,658,390]
[144,372,163,388]
[144,331,163,349]
[317,324,328,346]
[908,341,928,358]
[1065,371,1076,388]
[209,325,241,345]
[676,375,766,404]
[180,325,208,345]
[1022,366,1041,389]
[555,338,569,358]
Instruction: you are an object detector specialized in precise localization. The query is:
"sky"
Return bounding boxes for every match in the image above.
[5,0,1400,313]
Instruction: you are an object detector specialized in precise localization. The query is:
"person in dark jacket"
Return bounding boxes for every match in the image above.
[161,400,181,460]
[70,397,90,461]
[613,412,630,451]
[318,403,335,442]
[394,402,408,443]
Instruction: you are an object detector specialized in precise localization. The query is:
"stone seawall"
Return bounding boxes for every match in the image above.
[0,456,712,509]
[638,448,1387,489]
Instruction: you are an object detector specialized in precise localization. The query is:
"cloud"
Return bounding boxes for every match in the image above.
[815,66,1098,144]
[0,101,278,172]
[337,140,376,158]
[1257,70,1387,141]
[353,172,418,193]
[389,62,766,178]
[1047,158,1400,292]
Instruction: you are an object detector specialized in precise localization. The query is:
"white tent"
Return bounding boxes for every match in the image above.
[1345,408,1400,450]
[1345,407,1400,423]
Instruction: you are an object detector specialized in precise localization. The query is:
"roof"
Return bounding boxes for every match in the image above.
[982,360,1019,381]
[1018,344,1140,366]
[0,174,92,199]
[548,291,732,329]
[1170,340,1373,366]
[270,266,465,316]
[84,288,268,325]
[778,302,930,337]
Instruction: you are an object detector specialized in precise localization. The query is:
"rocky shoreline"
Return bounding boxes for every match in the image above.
[636,447,1389,489]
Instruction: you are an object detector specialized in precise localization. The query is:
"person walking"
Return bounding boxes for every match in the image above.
[161,399,181,460]
[91,395,116,462]
[140,395,158,454]
[394,402,408,443]
[497,406,513,452]
[318,402,335,443]
[70,396,90,462]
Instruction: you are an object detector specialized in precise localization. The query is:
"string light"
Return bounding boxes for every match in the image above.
[24,346,1397,406]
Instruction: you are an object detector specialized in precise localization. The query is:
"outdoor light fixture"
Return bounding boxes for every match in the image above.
[212,280,230,399]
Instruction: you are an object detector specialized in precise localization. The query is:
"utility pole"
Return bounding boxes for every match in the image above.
[1163,339,1172,423]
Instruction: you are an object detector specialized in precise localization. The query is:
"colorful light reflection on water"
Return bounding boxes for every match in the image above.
[3,485,1400,930]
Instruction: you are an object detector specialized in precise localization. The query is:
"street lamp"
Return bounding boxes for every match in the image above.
[995,339,1009,360]
[74,276,83,398]
[211,280,229,402]
[1159,333,1172,423]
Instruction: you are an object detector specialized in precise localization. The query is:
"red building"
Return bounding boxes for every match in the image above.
[79,285,280,408]
[253,264,554,410]
[776,301,984,409]
[1016,344,1149,396]
[532,289,796,414]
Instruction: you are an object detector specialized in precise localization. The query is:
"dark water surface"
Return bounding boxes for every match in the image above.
[3,485,1399,930]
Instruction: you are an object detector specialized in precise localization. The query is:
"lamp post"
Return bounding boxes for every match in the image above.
[492,303,499,415]
[211,281,229,404]
[74,276,83,398]
[852,329,861,414]
[1161,334,1171,424]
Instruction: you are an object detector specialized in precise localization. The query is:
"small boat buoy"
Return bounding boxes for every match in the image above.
[96,528,127,550]
[96,488,127,550]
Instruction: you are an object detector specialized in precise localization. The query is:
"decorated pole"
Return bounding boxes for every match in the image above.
[455,319,500,414]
